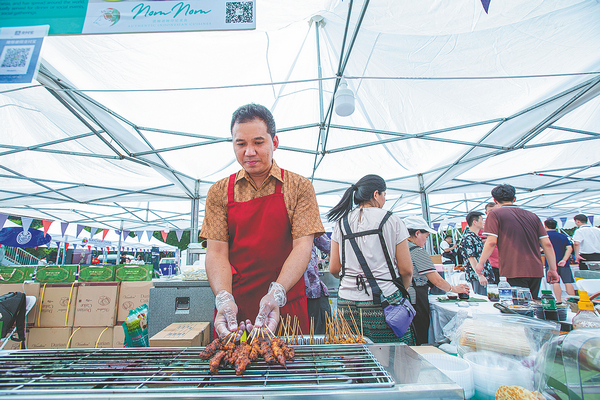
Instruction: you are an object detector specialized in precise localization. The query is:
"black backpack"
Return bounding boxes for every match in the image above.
[0,292,27,342]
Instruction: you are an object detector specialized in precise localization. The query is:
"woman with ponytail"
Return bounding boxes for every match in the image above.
[327,175,415,344]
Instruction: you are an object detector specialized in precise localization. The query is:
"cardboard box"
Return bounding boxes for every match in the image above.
[28,327,72,349]
[113,324,125,348]
[35,265,77,283]
[115,264,152,281]
[117,281,152,323]
[37,283,78,328]
[69,327,113,348]
[0,282,40,326]
[149,322,210,347]
[74,282,119,327]
[0,266,35,283]
[78,264,115,282]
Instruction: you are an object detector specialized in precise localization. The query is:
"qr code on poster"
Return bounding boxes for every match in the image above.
[225,2,253,24]
[0,46,33,69]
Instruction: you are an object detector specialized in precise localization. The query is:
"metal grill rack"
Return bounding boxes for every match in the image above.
[0,344,394,398]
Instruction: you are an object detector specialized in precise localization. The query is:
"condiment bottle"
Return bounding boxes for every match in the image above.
[572,290,600,329]
[541,290,558,321]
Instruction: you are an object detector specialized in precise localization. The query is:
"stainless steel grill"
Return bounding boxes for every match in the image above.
[0,344,394,398]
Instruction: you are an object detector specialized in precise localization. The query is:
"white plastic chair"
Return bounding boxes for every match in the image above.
[0,296,36,350]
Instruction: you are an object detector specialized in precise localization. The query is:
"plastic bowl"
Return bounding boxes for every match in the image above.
[463,351,533,399]
[422,353,474,399]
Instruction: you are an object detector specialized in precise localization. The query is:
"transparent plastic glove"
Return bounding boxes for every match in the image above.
[214,290,238,338]
[251,282,286,334]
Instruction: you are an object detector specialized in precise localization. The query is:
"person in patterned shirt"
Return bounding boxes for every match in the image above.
[304,234,331,334]
[200,103,324,338]
[459,211,495,296]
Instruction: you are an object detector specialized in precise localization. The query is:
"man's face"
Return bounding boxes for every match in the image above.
[473,216,484,230]
[445,237,453,244]
[232,118,279,178]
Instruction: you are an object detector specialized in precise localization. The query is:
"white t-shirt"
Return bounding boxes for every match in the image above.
[573,225,600,254]
[440,240,454,260]
[332,207,409,301]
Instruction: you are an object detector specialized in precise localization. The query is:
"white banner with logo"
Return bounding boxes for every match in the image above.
[82,0,255,34]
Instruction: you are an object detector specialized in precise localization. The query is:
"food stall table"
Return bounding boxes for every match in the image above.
[428,294,575,344]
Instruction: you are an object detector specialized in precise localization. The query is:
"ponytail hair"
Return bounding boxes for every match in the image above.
[326,174,387,222]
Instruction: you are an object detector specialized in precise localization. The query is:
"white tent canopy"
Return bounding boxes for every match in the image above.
[1,0,599,233]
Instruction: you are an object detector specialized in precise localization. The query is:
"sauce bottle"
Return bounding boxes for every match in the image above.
[541,290,558,321]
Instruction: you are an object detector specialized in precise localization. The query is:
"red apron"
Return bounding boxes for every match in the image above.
[227,169,309,333]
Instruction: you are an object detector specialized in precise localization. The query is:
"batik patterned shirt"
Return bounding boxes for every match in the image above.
[459,229,494,283]
[304,234,331,299]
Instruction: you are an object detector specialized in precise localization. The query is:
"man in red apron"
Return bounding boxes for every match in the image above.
[200,104,324,338]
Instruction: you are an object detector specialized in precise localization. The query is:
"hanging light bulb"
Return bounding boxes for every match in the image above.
[335,78,355,117]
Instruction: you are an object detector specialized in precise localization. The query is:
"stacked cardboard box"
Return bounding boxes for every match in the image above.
[2,281,152,349]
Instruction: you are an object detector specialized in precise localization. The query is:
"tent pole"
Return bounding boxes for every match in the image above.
[418,174,433,254]
[116,220,123,265]
[189,180,200,265]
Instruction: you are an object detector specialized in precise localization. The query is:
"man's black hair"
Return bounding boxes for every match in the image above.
[574,214,588,224]
[491,184,516,203]
[544,218,557,229]
[445,234,453,239]
[485,202,496,211]
[466,211,484,227]
[230,103,276,138]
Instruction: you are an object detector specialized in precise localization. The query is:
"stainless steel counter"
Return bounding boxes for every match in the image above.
[0,344,463,399]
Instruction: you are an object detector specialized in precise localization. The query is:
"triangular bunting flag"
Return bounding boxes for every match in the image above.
[76,224,85,238]
[161,230,168,242]
[102,229,109,240]
[176,230,184,242]
[55,241,60,248]
[146,231,154,241]
[123,230,130,239]
[559,217,567,228]
[42,220,53,236]
[90,227,97,238]
[87,245,91,252]
[433,222,440,231]
[461,221,468,231]
[61,221,69,237]
[73,244,77,250]
[589,216,595,226]
[21,216,33,232]
[448,222,456,228]
[0,214,7,230]
[480,0,491,14]
[65,242,69,250]
[136,231,144,242]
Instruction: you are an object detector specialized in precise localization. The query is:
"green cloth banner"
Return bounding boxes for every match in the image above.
[0,0,255,35]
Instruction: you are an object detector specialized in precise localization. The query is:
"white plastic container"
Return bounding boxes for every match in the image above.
[463,351,533,400]
[422,353,474,399]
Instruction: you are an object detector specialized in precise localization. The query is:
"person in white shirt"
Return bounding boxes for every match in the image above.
[440,235,458,264]
[572,214,600,271]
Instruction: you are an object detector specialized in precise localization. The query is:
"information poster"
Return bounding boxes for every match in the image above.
[0,25,48,83]
[0,0,256,35]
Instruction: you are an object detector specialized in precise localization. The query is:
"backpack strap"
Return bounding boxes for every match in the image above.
[342,214,385,306]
